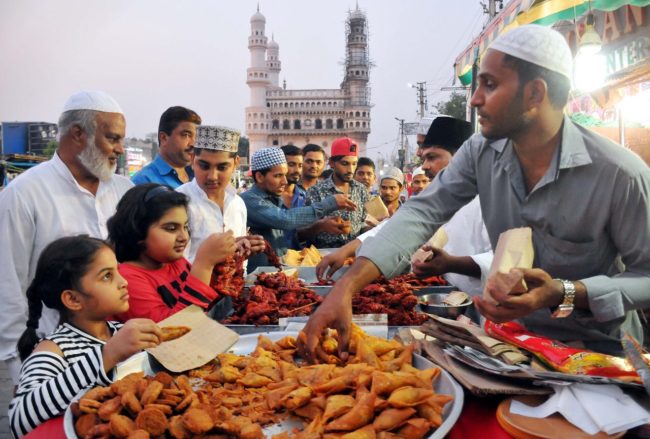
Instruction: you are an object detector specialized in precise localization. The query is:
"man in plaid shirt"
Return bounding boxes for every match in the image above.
[307,138,371,248]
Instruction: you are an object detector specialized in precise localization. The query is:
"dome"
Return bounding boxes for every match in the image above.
[267,37,279,49]
[251,10,266,23]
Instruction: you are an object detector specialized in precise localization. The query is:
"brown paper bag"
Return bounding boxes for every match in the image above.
[485,227,534,301]
[364,195,389,221]
[411,227,449,265]
[146,305,239,372]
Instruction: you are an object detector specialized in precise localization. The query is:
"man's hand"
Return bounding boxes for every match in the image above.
[298,288,353,363]
[411,246,450,277]
[316,217,348,235]
[316,249,348,280]
[474,268,564,323]
[333,194,357,211]
[245,234,266,255]
[235,236,252,258]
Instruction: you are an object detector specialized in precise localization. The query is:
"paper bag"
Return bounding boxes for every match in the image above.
[146,305,239,372]
[411,227,449,265]
[364,195,389,221]
[485,227,534,297]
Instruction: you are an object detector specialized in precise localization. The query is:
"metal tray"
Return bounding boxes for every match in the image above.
[246,266,349,285]
[229,331,464,438]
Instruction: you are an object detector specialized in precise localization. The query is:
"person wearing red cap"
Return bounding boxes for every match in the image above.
[306,137,370,248]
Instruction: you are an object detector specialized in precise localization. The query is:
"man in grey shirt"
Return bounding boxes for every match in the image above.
[301,24,650,359]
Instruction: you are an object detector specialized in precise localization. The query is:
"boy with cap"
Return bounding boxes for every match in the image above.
[410,167,430,196]
[177,125,265,263]
[0,90,133,382]
[306,137,370,248]
[132,106,201,188]
[379,167,404,217]
[304,24,650,359]
[241,147,356,270]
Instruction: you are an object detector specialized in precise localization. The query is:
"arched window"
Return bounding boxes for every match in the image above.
[248,123,251,129]
[283,119,290,129]
[253,113,257,119]
[284,102,288,108]
[325,119,333,129]
[362,122,366,127]
[355,121,360,127]
[294,120,301,129]
[253,123,258,129]
[336,119,344,129]
[315,119,323,129]
[290,103,294,108]
[272,120,279,129]
[355,111,360,117]
[362,111,366,117]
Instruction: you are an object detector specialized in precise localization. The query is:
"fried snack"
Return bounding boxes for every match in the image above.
[168,415,188,439]
[182,408,213,434]
[75,413,100,437]
[109,413,136,438]
[135,408,169,436]
[121,391,143,415]
[97,396,122,421]
[126,429,150,439]
[139,380,164,405]
[372,407,416,431]
[84,423,111,438]
[160,326,192,342]
[341,424,377,439]
[397,418,432,439]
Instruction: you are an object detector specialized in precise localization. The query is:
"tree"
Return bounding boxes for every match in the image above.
[434,92,467,120]
[43,140,58,158]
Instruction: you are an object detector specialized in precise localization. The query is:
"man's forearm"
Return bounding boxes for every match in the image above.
[297,220,322,241]
[328,257,381,302]
[446,255,481,278]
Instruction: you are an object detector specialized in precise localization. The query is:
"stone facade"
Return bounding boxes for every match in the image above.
[245,6,371,158]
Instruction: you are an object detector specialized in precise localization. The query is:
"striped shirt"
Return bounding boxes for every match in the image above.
[9,322,121,437]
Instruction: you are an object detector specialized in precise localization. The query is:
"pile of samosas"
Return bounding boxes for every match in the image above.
[72,326,452,438]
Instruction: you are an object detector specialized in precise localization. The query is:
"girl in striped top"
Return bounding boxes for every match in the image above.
[107,184,238,322]
[9,236,163,437]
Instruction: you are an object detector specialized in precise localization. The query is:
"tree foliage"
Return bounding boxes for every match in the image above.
[434,92,467,120]
[43,140,58,158]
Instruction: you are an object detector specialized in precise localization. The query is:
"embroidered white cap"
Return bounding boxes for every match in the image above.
[489,24,573,80]
[62,90,124,114]
[412,166,425,177]
[381,167,404,185]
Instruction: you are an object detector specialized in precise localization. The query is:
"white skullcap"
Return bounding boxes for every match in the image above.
[489,24,573,80]
[412,166,425,177]
[62,90,123,114]
[381,167,404,185]
[417,116,435,135]
[196,125,240,153]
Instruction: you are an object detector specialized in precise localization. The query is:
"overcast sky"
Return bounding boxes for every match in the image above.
[0,0,487,162]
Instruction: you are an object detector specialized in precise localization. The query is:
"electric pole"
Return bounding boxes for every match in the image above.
[395,117,406,169]
[408,82,428,118]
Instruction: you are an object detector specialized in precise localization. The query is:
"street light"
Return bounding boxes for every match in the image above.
[574,12,606,92]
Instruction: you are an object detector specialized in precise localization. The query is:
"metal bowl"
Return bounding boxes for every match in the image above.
[417,293,473,318]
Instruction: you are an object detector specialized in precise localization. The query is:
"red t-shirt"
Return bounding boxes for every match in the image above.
[114,258,218,323]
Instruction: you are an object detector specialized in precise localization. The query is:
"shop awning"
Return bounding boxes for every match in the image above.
[454,0,650,85]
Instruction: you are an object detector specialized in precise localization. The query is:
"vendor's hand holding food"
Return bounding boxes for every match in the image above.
[333,194,357,211]
[411,245,451,278]
[474,267,565,322]
[317,216,349,235]
[234,236,252,258]
[103,319,162,370]
[244,234,265,255]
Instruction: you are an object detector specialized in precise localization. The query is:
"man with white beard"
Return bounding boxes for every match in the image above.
[0,90,133,383]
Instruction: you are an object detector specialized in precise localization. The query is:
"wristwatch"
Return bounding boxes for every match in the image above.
[551,279,575,318]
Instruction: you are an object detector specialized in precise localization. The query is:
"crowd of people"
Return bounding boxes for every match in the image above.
[1,24,650,436]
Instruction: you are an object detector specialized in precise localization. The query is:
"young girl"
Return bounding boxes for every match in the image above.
[9,236,162,437]
[107,183,237,322]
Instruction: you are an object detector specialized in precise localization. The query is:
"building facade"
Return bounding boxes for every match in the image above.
[245,6,372,158]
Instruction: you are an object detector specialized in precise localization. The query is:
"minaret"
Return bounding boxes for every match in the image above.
[266,34,281,89]
[342,5,371,154]
[245,6,271,157]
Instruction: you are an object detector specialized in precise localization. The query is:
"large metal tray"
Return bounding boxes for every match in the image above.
[65,331,464,439]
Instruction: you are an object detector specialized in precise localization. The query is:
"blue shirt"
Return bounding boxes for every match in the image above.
[292,184,308,208]
[131,155,194,188]
[241,185,339,271]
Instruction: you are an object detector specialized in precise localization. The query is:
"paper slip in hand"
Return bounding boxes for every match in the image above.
[485,227,533,299]
[411,227,449,265]
[146,305,239,372]
[364,196,389,221]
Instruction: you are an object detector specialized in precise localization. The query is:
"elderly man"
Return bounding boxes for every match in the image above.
[0,90,133,382]
[177,125,264,263]
[304,24,650,359]
[307,137,370,248]
[410,167,430,196]
[132,106,201,188]
[241,147,356,270]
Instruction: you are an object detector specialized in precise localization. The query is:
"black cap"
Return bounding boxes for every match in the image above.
[422,116,473,154]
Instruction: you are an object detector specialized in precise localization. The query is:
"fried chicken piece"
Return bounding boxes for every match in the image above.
[182,408,214,434]
[111,372,145,396]
[79,398,102,414]
[83,386,114,402]
[110,413,136,438]
[74,413,100,437]
[160,326,192,342]
[153,371,175,388]
[140,380,164,405]
[135,408,169,436]
[97,395,122,421]
[84,423,111,438]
